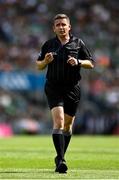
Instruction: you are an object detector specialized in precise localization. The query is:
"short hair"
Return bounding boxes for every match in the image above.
[53,14,70,24]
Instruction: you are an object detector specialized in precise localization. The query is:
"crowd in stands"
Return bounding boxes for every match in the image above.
[0,0,119,136]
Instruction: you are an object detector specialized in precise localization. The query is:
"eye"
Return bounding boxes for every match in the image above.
[62,23,67,26]
[55,23,67,27]
[56,23,60,27]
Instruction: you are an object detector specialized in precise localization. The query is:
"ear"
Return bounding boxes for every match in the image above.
[53,25,55,33]
[69,24,71,30]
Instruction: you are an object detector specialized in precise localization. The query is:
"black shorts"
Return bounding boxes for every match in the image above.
[44,81,81,117]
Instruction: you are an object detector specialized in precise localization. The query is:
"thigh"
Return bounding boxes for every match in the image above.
[45,81,63,109]
[64,83,81,117]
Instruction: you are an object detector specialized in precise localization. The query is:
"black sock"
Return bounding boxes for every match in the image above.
[52,129,64,160]
[63,131,72,154]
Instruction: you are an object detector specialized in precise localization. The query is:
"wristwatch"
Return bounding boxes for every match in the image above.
[77,59,81,66]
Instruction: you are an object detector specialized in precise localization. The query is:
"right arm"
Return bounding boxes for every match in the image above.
[36,41,54,70]
[36,53,54,70]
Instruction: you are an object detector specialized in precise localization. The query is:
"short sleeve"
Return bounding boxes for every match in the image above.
[37,42,48,61]
[79,40,94,61]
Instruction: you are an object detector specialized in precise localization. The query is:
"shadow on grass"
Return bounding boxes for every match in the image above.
[0,169,55,174]
[0,169,68,179]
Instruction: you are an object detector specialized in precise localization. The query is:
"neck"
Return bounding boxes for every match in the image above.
[58,34,70,45]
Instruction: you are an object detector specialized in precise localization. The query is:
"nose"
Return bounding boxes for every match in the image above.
[59,24,63,29]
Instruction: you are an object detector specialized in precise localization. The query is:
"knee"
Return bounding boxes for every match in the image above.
[64,122,72,132]
[53,115,64,129]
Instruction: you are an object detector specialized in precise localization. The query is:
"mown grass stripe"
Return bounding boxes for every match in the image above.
[0,136,119,179]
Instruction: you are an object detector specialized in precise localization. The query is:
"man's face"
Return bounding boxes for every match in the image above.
[53,18,71,37]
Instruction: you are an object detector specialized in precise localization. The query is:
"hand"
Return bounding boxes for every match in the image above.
[44,52,54,64]
[67,56,78,66]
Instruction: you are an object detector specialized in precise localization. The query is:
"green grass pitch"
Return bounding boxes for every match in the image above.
[0,135,119,179]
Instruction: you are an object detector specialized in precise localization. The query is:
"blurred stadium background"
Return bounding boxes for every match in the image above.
[0,0,119,137]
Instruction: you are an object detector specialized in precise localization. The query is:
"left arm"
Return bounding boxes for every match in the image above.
[67,39,95,69]
[78,39,95,69]
[67,57,94,69]
[78,59,94,69]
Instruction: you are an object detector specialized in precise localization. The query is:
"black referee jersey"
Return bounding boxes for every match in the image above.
[37,34,93,85]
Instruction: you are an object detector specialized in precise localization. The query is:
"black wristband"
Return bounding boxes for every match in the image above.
[77,59,81,66]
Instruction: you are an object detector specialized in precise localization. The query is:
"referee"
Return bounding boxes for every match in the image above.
[36,14,94,173]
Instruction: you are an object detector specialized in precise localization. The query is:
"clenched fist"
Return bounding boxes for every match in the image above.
[67,56,78,66]
[44,53,54,64]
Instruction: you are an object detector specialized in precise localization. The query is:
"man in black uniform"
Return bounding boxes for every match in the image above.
[36,14,94,173]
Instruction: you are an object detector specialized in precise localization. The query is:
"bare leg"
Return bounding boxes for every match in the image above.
[51,106,67,173]
[64,114,75,154]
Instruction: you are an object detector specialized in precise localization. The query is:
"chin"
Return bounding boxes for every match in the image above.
[59,33,66,37]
